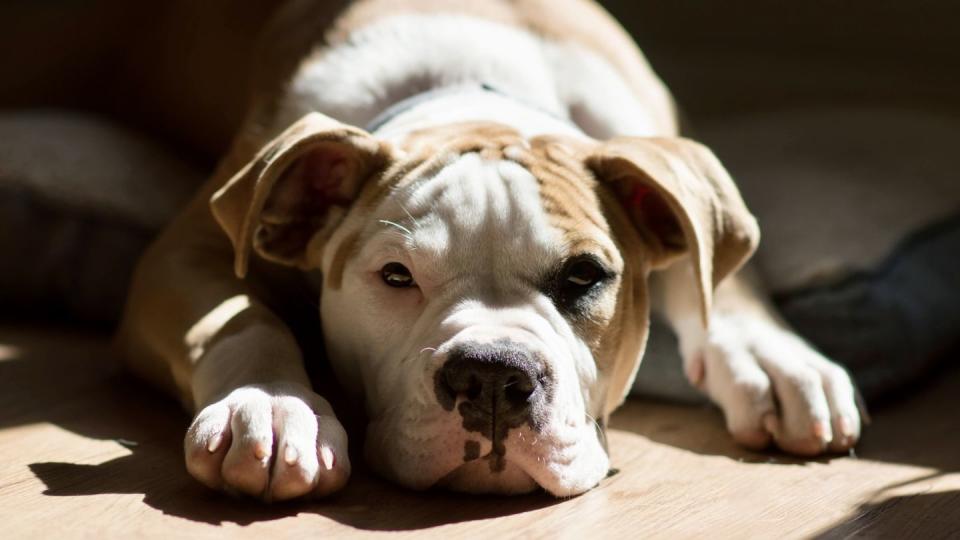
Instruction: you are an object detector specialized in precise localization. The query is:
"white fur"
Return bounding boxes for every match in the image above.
[320,152,611,495]
[687,313,861,454]
[658,264,861,455]
[277,14,665,139]
[184,382,350,500]
[374,87,586,142]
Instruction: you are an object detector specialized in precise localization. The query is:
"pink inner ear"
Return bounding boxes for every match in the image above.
[302,151,353,207]
[629,184,652,207]
[621,179,685,252]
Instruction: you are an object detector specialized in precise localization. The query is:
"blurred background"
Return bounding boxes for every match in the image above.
[1,1,957,161]
[0,0,960,158]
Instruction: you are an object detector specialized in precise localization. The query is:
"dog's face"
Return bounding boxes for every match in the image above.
[319,128,625,496]
[211,113,758,496]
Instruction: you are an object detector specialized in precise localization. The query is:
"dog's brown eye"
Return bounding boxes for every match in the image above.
[381,262,416,288]
[565,259,603,288]
[544,255,612,315]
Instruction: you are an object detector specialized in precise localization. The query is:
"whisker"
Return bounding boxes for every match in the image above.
[585,412,607,448]
[383,230,414,244]
[398,201,421,229]
[378,219,414,240]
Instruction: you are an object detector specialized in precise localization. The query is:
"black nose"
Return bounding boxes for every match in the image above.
[435,342,547,441]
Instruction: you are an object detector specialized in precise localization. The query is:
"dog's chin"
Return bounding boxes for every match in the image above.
[365,410,610,497]
[436,458,539,495]
[369,429,610,497]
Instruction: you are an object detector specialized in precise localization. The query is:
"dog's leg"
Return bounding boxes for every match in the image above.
[655,262,862,455]
[117,185,350,501]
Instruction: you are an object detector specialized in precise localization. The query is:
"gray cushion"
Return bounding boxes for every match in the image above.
[0,110,200,325]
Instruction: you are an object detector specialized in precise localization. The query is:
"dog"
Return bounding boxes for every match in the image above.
[118,0,863,500]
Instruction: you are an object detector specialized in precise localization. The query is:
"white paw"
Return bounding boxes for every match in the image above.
[184,383,350,501]
[683,315,863,456]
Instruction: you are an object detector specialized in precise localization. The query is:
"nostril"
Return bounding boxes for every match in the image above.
[504,374,535,405]
[465,374,482,401]
[435,367,458,411]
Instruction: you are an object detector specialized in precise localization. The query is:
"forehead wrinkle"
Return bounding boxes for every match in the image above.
[399,152,559,290]
[552,180,607,232]
[534,162,605,229]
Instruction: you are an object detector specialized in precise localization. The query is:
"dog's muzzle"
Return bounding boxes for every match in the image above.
[434,341,551,470]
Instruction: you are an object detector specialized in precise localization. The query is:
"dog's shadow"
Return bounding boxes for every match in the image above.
[4,326,560,529]
[24,373,558,530]
[28,436,558,530]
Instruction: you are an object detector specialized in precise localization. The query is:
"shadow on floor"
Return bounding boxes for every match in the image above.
[1,326,560,529]
[812,485,960,539]
[616,361,960,474]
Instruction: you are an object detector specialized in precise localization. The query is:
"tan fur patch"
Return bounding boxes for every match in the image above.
[326,230,361,290]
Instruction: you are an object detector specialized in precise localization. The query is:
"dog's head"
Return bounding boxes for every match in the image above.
[211,113,758,496]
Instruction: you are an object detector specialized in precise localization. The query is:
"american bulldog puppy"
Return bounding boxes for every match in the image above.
[118,0,862,501]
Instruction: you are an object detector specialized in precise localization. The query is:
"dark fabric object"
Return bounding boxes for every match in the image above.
[0,110,200,328]
[632,316,704,404]
[778,215,960,400]
[0,186,155,326]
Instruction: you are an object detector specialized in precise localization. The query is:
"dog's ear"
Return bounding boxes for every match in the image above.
[211,113,394,277]
[588,137,759,325]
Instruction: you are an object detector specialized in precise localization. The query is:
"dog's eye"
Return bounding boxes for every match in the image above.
[565,259,603,288]
[381,262,416,288]
[564,258,604,289]
[543,255,612,315]
[546,256,611,314]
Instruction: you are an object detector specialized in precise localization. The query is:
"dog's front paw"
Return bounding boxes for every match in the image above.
[684,315,863,456]
[184,383,350,501]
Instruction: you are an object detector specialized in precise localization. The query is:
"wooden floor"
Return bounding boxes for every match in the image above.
[1,325,958,539]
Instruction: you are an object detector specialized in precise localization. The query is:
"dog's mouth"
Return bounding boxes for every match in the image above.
[433,422,610,496]
[365,408,610,497]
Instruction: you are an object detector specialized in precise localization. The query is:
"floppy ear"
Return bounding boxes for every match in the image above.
[588,137,760,325]
[211,112,393,277]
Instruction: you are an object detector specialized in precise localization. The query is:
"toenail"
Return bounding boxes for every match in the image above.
[319,447,335,470]
[835,415,852,437]
[253,442,270,460]
[284,445,299,465]
[812,421,829,440]
[207,434,223,453]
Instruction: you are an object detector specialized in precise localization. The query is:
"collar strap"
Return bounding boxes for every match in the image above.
[364,83,567,133]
